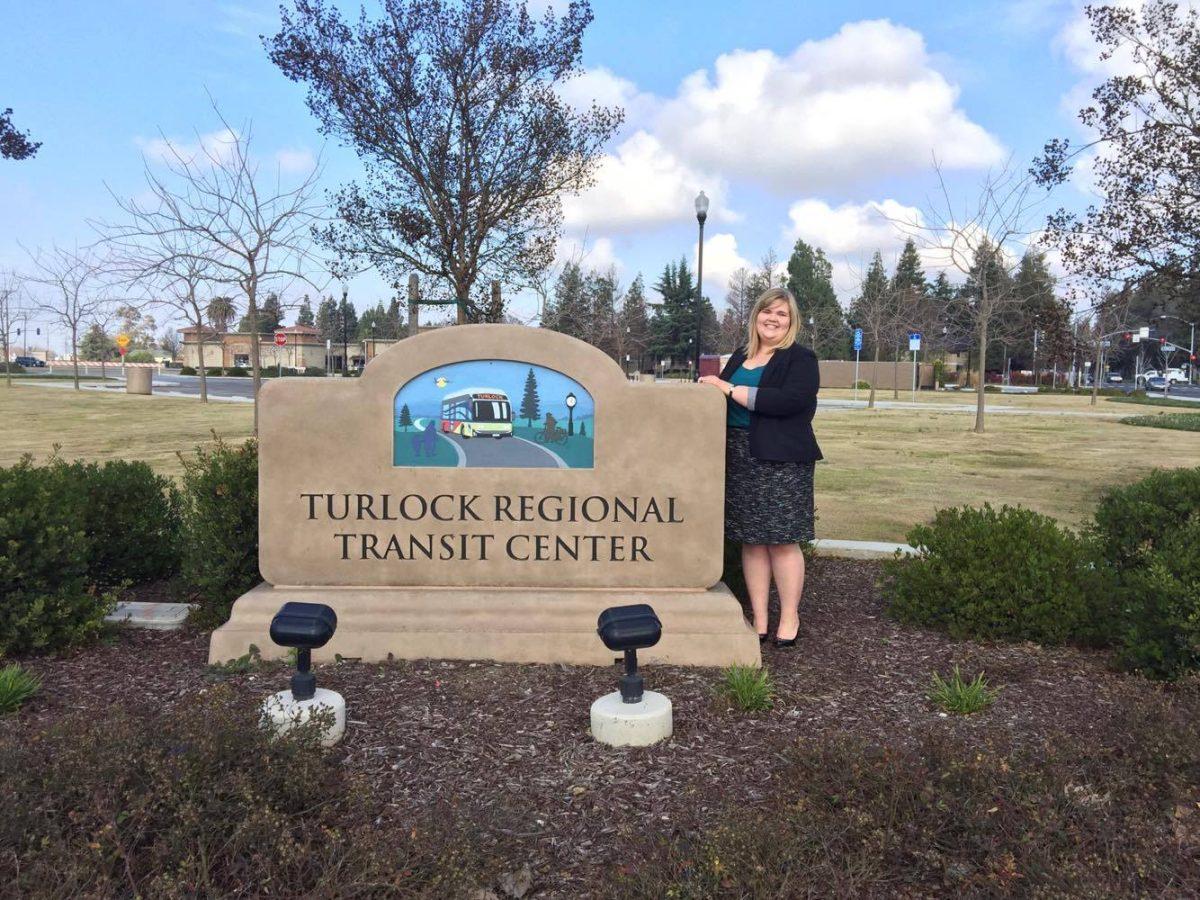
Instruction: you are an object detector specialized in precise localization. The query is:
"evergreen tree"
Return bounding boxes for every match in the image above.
[848,251,894,407]
[116,305,158,349]
[587,267,619,361]
[619,274,650,372]
[357,301,389,340]
[385,297,404,338]
[296,295,316,327]
[786,239,846,356]
[519,367,540,426]
[241,292,283,333]
[398,403,413,430]
[80,323,117,361]
[649,257,704,368]
[336,295,359,345]
[545,262,588,339]
[315,296,338,342]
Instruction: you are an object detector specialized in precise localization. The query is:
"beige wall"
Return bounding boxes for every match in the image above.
[819,359,934,390]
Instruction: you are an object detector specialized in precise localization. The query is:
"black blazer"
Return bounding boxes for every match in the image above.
[720,343,823,463]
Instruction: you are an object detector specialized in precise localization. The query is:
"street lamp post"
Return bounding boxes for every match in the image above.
[565,391,577,436]
[694,191,708,377]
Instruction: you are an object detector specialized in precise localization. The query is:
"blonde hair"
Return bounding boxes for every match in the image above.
[745,287,801,357]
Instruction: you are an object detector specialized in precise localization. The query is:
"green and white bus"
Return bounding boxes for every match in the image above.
[440,387,514,439]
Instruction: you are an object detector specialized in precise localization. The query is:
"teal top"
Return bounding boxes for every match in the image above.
[726,364,763,428]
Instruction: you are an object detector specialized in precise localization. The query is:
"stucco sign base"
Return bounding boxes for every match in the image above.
[210,582,760,668]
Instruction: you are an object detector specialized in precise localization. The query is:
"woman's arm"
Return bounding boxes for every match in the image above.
[746,351,819,417]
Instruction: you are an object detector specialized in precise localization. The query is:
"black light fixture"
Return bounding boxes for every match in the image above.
[565,391,577,436]
[597,604,662,703]
[269,601,338,700]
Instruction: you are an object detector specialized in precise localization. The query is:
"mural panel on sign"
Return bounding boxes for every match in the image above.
[393,360,594,469]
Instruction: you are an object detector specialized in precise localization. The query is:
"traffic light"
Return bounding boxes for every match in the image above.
[1159,336,1167,346]
[1122,332,1132,342]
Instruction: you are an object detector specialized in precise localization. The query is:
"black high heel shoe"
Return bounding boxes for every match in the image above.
[773,635,798,648]
[758,633,769,645]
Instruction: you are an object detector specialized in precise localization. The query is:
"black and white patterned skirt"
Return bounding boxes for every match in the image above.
[724,428,816,545]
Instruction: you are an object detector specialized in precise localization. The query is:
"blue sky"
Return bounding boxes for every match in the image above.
[1,0,1105,350]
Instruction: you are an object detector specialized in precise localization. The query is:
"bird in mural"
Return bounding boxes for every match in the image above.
[435,376,450,389]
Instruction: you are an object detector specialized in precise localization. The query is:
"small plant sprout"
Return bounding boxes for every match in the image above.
[928,666,998,715]
[0,663,41,714]
[720,664,774,712]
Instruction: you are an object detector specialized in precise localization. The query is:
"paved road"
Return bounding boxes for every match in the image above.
[444,432,565,468]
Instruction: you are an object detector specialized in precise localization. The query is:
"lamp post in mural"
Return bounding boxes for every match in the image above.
[694,191,708,376]
[565,391,577,436]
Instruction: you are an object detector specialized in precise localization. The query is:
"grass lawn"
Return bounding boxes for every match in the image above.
[0,384,253,478]
[5,381,1198,539]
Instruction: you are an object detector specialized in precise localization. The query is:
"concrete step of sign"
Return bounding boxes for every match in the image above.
[811,539,918,559]
[106,601,195,630]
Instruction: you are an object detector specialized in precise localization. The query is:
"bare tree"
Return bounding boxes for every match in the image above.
[847,251,901,409]
[101,201,226,403]
[891,160,1047,433]
[101,107,326,431]
[23,244,109,390]
[0,270,25,388]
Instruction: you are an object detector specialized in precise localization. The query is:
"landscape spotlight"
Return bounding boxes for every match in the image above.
[262,601,346,746]
[597,603,662,703]
[270,601,338,700]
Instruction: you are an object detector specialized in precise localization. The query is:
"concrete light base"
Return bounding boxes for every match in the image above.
[210,582,761,668]
[125,367,152,394]
[261,688,346,747]
[590,690,673,747]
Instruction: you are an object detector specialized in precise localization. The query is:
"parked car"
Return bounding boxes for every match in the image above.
[1104,372,1123,384]
[1146,376,1167,391]
[13,355,45,367]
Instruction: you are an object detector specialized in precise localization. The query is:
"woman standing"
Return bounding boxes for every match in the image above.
[698,287,821,647]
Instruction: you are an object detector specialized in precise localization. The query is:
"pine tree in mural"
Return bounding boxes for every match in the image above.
[398,403,413,431]
[519,367,540,426]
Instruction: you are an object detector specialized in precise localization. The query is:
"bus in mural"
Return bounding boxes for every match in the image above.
[440,387,514,439]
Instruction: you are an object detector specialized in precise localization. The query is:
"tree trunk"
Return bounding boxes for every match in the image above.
[247,284,261,435]
[3,335,10,388]
[868,343,880,409]
[197,335,209,403]
[892,346,900,399]
[974,319,988,434]
[1091,337,1102,407]
[71,327,80,390]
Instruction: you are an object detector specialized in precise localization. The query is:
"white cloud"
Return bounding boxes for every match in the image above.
[554,234,624,275]
[655,20,1005,192]
[556,67,660,132]
[784,198,924,256]
[692,232,751,305]
[561,130,738,233]
[275,147,316,174]
[137,128,240,166]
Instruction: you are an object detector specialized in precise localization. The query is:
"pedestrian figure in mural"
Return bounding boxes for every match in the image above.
[698,287,822,649]
[412,420,439,458]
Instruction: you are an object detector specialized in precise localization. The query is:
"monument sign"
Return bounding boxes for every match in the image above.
[209,325,759,667]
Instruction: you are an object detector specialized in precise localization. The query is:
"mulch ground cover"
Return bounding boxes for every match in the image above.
[7,557,1198,897]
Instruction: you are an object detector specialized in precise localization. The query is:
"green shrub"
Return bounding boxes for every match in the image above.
[205,366,223,377]
[1108,393,1198,409]
[0,685,485,896]
[0,664,40,714]
[928,666,997,714]
[932,359,945,387]
[303,365,326,377]
[885,504,1101,645]
[624,705,1200,897]
[1,362,25,373]
[0,458,114,656]
[179,365,197,375]
[1119,413,1200,432]
[853,379,871,390]
[58,458,180,588]
[225,365,250,377]
[179,437,259,627]
[719,664,774,712]
[1091,469,1200,679]
[124,350,155,363]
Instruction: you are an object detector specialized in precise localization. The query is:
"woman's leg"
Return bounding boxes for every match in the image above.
[741,543,772,635]
[768,543,805,641]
